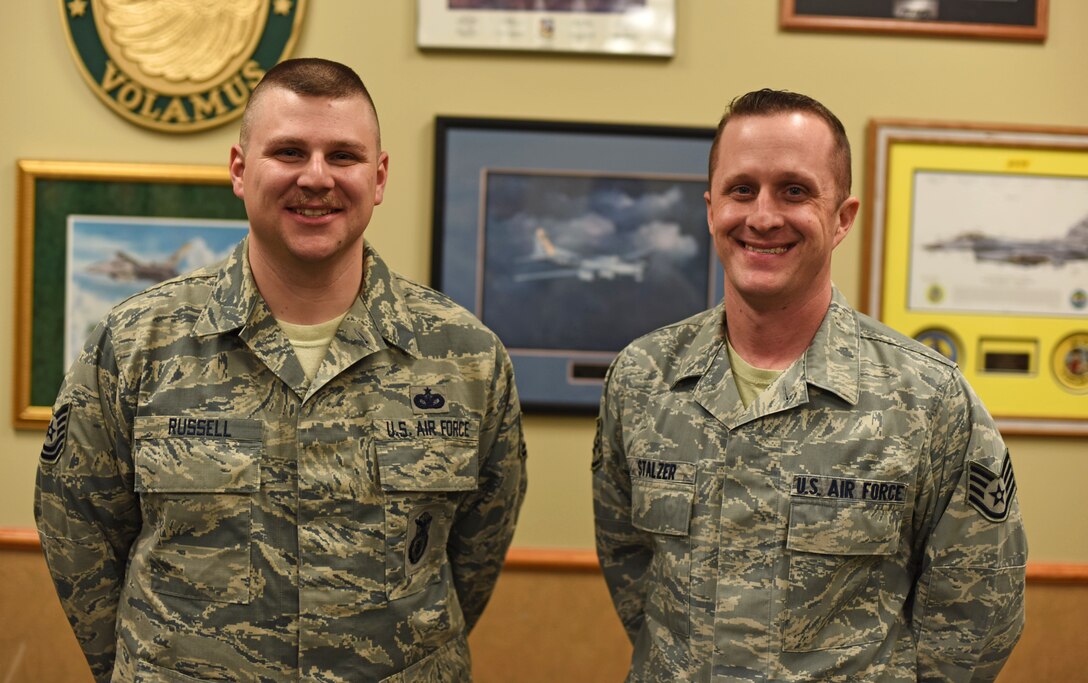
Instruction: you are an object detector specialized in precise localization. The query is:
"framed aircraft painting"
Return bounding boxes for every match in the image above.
[14,160,248,429]
[863,120,1088,435]
[432,117,721,412]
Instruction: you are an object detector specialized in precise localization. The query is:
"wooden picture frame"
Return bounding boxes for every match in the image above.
[863,120,1088,435]
[780,0,1048,41]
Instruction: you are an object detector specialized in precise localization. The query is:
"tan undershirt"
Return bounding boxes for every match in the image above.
[727,341,784,409]
[277,312,348,382]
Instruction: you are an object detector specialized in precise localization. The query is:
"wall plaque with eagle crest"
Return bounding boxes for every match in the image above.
[60,0,306,133]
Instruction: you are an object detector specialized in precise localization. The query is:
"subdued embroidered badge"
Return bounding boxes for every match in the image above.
[411,385,448,413]
[967,450,1017,522]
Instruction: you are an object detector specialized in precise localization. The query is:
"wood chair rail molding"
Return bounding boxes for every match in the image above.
[3,528,1083,583]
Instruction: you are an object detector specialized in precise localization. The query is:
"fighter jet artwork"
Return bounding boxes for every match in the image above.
[514,227,648,283]
[86,241,193,283]
[924,216,1088,267]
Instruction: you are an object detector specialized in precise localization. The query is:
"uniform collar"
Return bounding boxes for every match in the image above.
[801,288,861,406]
[355,244,420,359]
[671,301,728,386]
[193,238,420,359]
[677,288,861,427]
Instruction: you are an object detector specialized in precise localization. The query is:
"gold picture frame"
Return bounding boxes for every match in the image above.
[14,160,248,429]
[863,120,1088,436]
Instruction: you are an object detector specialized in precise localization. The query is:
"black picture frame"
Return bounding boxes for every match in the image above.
[432,117,721,412]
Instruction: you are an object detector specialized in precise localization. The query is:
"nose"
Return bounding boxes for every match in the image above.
[297,155,335,192]
[746,192,784,231]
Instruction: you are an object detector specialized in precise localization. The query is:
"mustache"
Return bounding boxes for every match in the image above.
[285,194,343,209]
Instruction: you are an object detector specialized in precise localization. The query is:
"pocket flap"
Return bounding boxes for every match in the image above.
[376,439,479,492]
[631,481,693,536]
[787,499,902,556]
[134,416,261,493]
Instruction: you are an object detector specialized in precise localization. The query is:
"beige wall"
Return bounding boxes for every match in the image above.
[1,2,1085,560]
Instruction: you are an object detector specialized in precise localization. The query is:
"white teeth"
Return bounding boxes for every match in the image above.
[746,244,788,254]
[294,208,333,217]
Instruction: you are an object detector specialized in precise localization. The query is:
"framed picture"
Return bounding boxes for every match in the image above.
[864,120,1088,435]
[780,0,1047,41]
[14,160,249,429]
[432,117,720,412]
[416,0,675,56]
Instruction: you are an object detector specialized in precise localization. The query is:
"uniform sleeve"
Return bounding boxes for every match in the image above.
[911,375,1027,682]
[447,342,527,631]
[592,358,652,643]
[34,323,140,682]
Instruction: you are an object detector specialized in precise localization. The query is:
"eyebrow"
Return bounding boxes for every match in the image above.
[721,170,820,188]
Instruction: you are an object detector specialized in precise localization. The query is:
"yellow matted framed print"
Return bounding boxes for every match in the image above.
[864,120,1088,436]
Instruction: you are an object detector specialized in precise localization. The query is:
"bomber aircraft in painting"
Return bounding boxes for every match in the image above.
[924,216,1088,267]
[86,241,193,283]
[514,227,648,283]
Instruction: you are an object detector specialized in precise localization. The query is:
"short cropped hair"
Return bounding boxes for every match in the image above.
[239,57,379,150]
[708,89,851,202]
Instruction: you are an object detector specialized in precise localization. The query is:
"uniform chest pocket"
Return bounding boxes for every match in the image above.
[783,497,903,652]
[134,417,262,605]
[631,480,694,636]
[376,435,479,602]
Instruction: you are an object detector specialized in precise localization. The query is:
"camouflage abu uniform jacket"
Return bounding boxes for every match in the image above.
[35,240,527,682]
[593,290,1026,682]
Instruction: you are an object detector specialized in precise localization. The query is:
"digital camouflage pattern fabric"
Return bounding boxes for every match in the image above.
[36,239,527,682]
[593,290,1026,682]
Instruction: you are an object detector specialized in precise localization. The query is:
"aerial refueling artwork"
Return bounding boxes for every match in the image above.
[65,215,248,367]
[479,171,712,352]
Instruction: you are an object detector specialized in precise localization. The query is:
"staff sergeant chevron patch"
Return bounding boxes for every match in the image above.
[967,449,1017,522]
[40,403,72,464]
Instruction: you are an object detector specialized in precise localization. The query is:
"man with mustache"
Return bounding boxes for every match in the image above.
[593,89,1026,681]
[36,58,527,682]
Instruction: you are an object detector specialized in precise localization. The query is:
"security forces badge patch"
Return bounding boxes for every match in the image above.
[967,449,1017,522]
[60,0,306,133]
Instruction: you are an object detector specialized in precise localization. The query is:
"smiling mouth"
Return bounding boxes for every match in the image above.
[291,207,340,217]
[742,242,792,255]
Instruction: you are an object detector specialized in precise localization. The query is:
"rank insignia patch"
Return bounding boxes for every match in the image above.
[40,403,72,464]
[967,450,1017,522]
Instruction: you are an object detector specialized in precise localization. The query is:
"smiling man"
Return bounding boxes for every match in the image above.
[593,89,1026,681]
[36,58,526,682]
